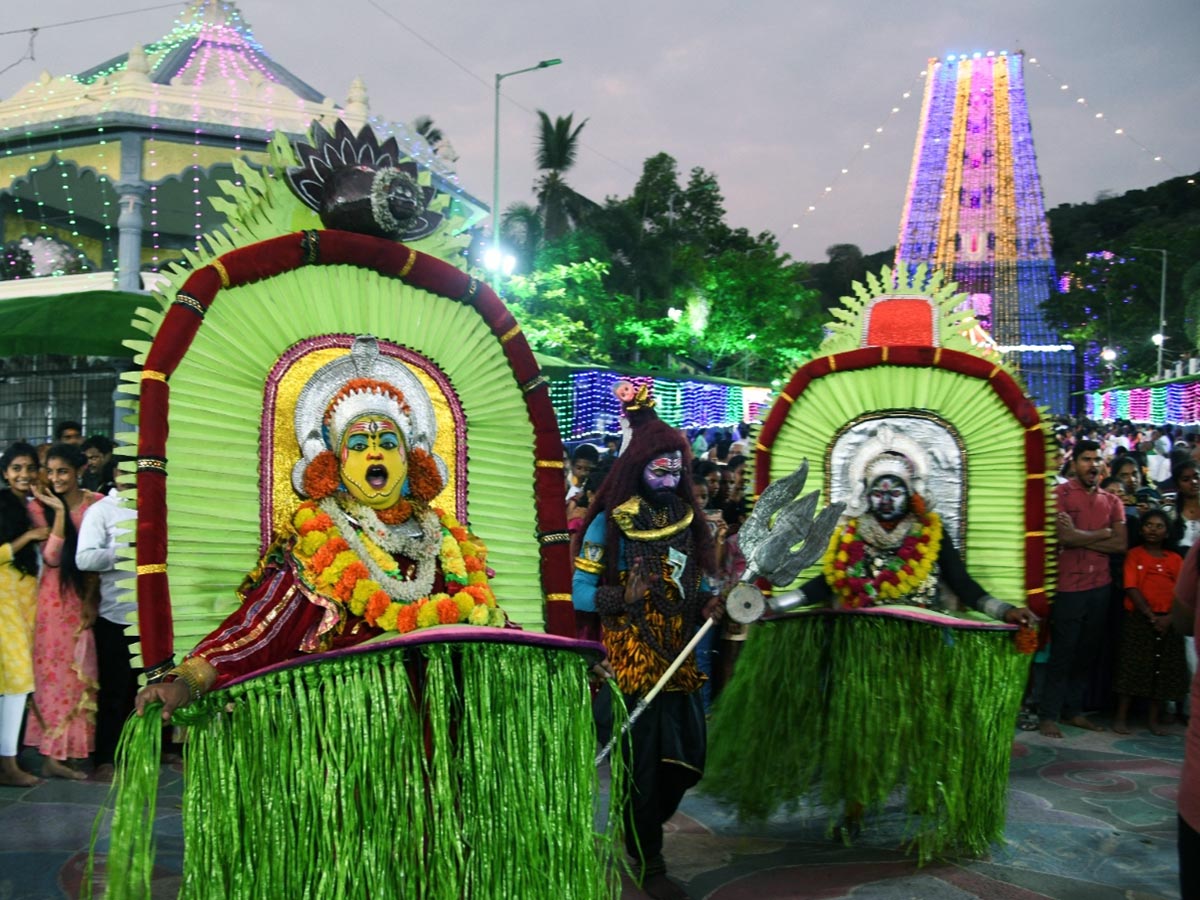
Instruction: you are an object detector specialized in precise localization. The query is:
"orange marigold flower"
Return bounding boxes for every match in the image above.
[450,526,468,542]
[407,448,444,501]
[342,561,370,584]
[396,604,419,633]
[464,584,492,604]
[310,544,338,572]
[302,450,342,500]
[364,590,391,626]
[436,597,461,624]
[377,498,413,525]
[464,556,484,573]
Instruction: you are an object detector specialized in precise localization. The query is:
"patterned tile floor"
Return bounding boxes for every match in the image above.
[0,718,1183,899]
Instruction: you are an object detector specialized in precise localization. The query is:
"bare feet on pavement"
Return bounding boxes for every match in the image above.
[42,758,87,780]
[1113,720,1131,735]
[1037,719,1064,738]
[0,757,40,787]
[1064,715,1105,732]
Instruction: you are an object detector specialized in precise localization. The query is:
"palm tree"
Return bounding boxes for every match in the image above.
[500,202,544,273]
[533,111,596,242]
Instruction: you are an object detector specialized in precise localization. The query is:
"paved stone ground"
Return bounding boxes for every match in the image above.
[0,717,1183,899]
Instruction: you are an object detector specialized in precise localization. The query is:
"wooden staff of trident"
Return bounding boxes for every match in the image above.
[595,460,845,766]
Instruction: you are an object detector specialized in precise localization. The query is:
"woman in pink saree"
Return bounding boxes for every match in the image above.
[26,442,101,779]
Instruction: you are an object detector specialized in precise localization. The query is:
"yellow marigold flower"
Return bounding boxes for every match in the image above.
[468,604,490,625]
[453,591,474,619]
[352,580,380,605]
[294,506,316,526]
[487,607,506,627]
[468,571,489,585]
[299,531,327,557]
[836,550,848,563]
[417,602,441,629]
[376,604,400,632]
[319,553,354,588]
[360,536,394,571]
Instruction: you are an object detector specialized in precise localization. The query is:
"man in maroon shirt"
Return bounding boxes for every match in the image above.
[1040,440,1127,738]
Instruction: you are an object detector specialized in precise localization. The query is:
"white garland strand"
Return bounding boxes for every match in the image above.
[318,497,442,602]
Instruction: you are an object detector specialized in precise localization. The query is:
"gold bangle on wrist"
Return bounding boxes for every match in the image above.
[167,656,216,703]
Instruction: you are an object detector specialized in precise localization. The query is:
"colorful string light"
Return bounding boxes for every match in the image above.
[1085,379,1200,426]
[557,369,768,440]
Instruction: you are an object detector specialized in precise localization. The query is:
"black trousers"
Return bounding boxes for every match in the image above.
[1182,815,1200,900]
[620,691,705,868]
[93,617,136,766]
[1040,586,1110,721]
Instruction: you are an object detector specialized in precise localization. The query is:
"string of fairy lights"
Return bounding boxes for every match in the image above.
[789,50,1195,243]
[1024,55,1195,185]
[788,71,927,232]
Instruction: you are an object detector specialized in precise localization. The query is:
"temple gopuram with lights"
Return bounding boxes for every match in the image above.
[0,0,485,443]
[895,51,1071,412]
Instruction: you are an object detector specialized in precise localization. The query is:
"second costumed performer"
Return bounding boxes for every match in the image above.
[572,383,722,900]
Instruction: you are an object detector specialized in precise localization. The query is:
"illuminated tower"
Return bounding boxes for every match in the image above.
[895,51,1069,411]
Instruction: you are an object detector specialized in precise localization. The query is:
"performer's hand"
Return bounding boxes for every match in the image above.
[1004,606,1038,628]
[135,680,191,723]
[589,659,616,683]
[623,572,649,607]
[701,595,725,621]
[1153,613,1171,635]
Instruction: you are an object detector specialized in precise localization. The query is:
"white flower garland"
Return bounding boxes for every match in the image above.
[318,497,442,602]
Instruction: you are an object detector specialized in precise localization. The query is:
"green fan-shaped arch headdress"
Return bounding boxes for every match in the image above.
[119,123,572,672]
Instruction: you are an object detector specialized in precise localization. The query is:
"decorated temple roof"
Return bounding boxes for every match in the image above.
[0,0,458,186]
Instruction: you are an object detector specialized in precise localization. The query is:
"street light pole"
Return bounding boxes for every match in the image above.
[491,58,562,282]
[1131,246,1168,377]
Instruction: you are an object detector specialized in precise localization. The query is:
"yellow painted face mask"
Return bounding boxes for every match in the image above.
[338,414,408,509]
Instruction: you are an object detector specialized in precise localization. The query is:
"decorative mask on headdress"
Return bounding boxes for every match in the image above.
[292,337,446,512]
[286,120,443,241]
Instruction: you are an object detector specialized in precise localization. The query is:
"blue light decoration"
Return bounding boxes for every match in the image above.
[895,51,1071,411]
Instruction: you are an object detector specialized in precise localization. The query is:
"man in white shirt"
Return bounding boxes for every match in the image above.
[76,472,137,781]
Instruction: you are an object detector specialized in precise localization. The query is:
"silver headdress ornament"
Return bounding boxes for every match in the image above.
[291,336,445,495]
[844,424,931,518]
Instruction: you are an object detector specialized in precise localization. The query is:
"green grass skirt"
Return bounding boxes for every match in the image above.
[704,612,1030,862]
[91,640,625,899]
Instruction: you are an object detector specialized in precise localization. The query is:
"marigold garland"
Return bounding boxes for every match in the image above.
[822,512,943,608]
[290,500,503,634]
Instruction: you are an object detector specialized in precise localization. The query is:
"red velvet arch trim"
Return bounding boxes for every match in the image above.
[754,346,1046,605]
[136,230,572,669]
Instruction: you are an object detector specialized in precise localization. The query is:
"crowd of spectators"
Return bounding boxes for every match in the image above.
[1027,416,1200,738]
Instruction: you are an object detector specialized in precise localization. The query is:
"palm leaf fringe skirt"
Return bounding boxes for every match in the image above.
[704,612,1030,862]
[91,639,625,899]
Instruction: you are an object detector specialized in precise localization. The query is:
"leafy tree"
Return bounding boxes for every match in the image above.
[503,259,622,362]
